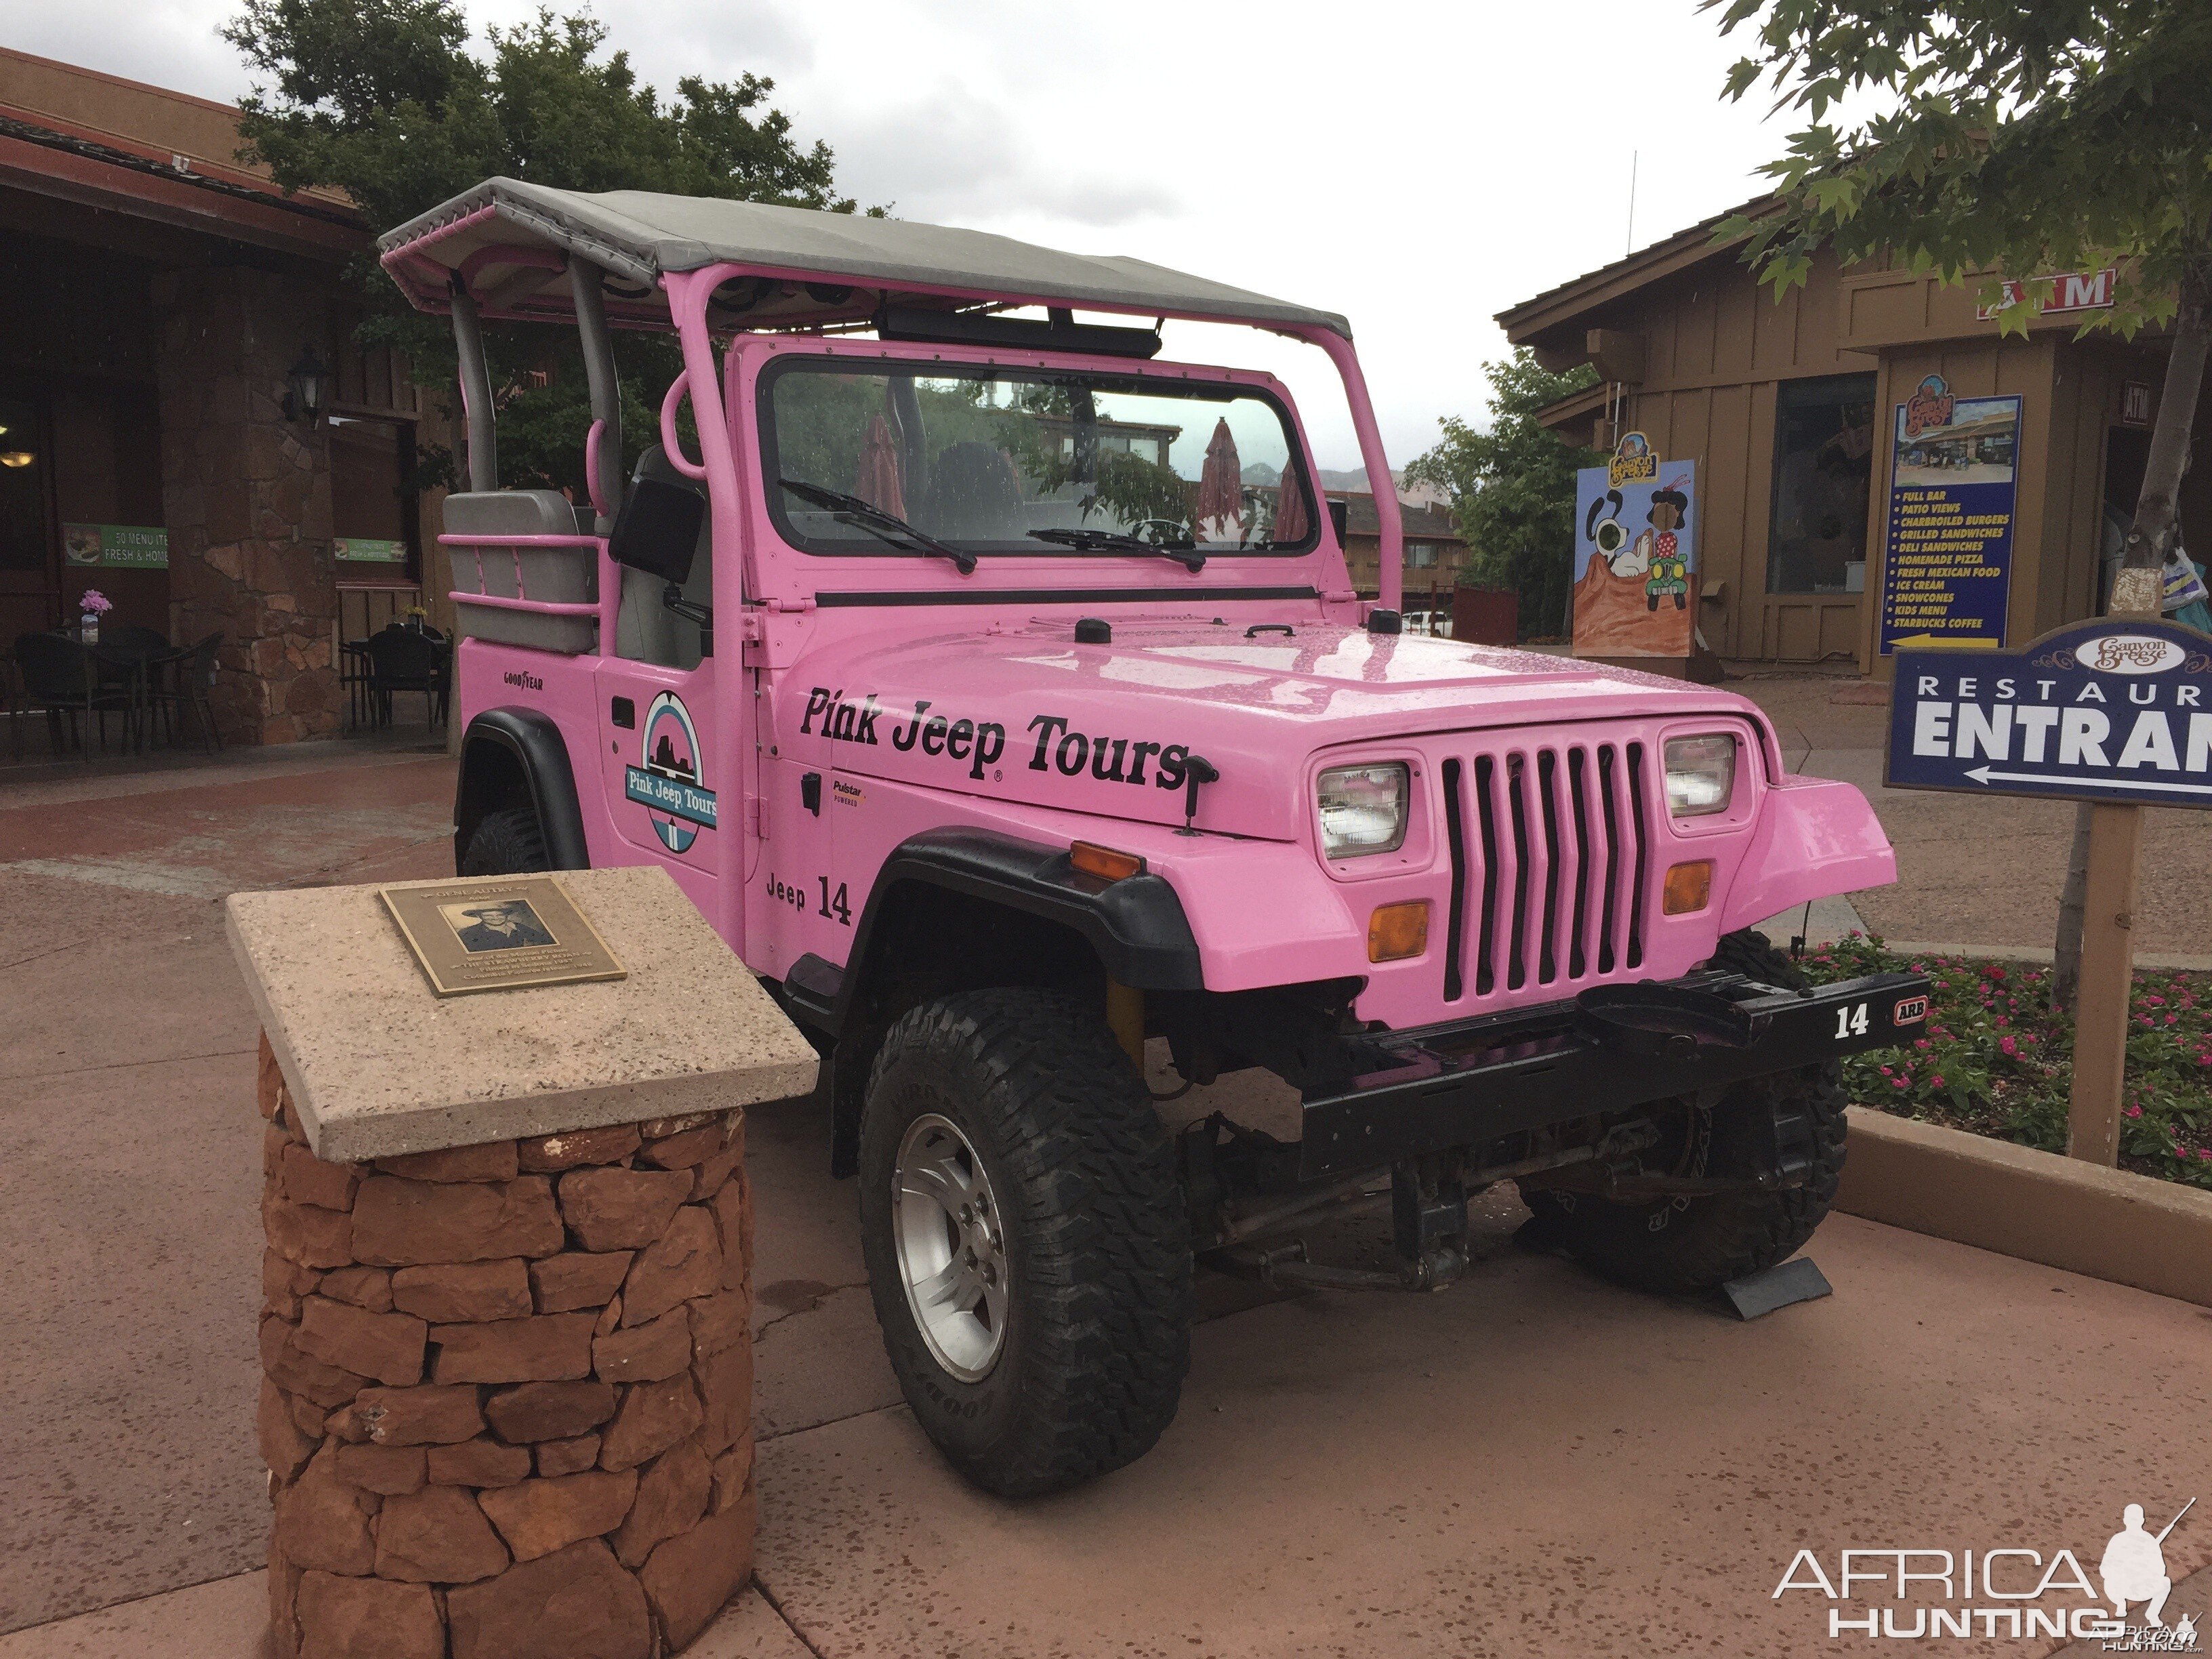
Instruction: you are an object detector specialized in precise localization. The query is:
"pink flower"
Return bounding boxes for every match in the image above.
[2145,996,2166,1007]
[1915,1039,1931,1051]
[2000,1036,2018,1057]
[78,588,112,615]
[2127,1104,2144,1118]
[1931,1076,1946,1089]
[1996,1016,2009,1027]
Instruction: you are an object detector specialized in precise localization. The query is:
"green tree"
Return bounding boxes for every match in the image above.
[224,0,860,493]
[1710,0,2212,1008]
[1404,351,1599,638]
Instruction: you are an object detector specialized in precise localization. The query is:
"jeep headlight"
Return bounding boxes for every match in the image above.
[1317,762,1409,858]
[1663,734,1737,817]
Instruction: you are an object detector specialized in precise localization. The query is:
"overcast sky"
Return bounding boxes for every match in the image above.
[14,0,1805,474]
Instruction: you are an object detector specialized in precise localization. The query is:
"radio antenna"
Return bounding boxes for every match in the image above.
[1626,151,1639,255]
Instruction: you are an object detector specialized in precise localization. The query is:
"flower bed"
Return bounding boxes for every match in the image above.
[1797,935,2212,1191]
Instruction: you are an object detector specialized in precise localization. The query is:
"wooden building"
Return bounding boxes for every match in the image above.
[1332,491,1469,609]
[1,47,449,743]
[1499,207,2209,670]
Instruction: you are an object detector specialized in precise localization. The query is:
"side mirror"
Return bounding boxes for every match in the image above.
[607,449,705,585]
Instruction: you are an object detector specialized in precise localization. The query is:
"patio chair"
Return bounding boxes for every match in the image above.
[365,625,449,731]
[144,631,224,754]
[10,632,132,761]
[91,625,171,752]
[339,640,375,733]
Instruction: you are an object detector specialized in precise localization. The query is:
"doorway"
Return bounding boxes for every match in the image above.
[2100,426,2152,614]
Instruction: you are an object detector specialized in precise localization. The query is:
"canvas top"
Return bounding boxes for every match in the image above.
[379,176,1351,337]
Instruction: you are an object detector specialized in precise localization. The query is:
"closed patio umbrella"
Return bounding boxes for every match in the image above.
[1272,461,1311,544]
[853,413,906,516]
[1196,417,1242,543]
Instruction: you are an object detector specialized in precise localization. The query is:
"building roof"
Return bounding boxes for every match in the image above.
[1330,491,1464,542]
[378,177,1353,337]
[1495,197,1766,347]
[0,46,363,260]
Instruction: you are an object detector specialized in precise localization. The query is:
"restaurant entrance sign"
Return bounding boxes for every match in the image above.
[1887,619,2212,808]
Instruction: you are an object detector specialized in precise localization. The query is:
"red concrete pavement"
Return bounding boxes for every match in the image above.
[5,731,2212,1656]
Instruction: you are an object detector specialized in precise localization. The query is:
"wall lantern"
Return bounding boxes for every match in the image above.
[0,451,33,469]
[283,348,331,424]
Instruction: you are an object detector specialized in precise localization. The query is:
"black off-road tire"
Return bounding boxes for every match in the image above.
[859,989,1191,1496]
[458,806,550,877]
[1519,930,1847,1293]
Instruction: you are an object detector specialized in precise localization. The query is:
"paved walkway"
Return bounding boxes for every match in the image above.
[3,712,2209,1655]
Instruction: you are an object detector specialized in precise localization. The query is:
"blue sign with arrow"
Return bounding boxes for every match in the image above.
[1886,619,2212,807]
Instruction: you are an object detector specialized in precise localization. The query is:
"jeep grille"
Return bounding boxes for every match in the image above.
[1439,739,1650,1004]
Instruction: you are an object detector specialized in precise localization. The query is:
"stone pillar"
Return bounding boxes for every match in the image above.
[231,867,814,1656]
[258,1036,757,1658]
[153,266,342,745]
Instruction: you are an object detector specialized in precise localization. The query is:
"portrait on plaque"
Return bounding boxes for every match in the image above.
[380,876,625,996]
[442,898,558,953]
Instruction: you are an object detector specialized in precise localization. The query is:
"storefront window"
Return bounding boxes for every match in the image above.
[1767,373,1876,595]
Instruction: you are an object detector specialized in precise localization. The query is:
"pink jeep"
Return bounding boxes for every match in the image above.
[383,182,1925,1496]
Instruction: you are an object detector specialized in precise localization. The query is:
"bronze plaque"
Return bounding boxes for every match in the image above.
[380,876,626,998]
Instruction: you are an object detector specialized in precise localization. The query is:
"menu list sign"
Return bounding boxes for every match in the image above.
[1878,375,2021,654]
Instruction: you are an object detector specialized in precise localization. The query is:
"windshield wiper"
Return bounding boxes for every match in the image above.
[779,479,976,574]
[1028,527,1206,573]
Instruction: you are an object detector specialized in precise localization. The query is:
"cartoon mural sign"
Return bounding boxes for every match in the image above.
[623,691,717,854]
[1879,374,2022,653]
[1574,434,1696,658]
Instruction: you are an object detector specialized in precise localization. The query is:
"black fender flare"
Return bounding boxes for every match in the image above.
[453,708,590,871]
[785,826,1204,1040]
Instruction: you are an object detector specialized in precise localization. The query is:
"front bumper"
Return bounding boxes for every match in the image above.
[1297,967,1930,1181]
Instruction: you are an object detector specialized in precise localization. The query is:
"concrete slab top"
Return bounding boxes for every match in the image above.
[226,865,819,1162]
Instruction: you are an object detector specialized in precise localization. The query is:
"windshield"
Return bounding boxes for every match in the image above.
[759,359,1319,558]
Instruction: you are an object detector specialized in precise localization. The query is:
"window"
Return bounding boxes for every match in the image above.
[1408,541,1437,569]
[0,392,47,575]
[760,359,1317,558]
[1767,373,1877,595]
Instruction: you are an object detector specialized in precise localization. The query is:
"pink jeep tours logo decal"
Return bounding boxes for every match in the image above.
[625,691,717,853]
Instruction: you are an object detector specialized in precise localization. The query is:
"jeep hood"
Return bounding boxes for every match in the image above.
[778,618,1763,840]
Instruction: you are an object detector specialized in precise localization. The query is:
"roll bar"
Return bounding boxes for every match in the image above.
[1286,323,1403,616]
[571,260,623,533]
[441,260,1403,612]
[449,276,498,493]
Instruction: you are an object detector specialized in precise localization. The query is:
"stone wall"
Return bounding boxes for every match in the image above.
[154,268,342,745]
[256,1035,756,1658]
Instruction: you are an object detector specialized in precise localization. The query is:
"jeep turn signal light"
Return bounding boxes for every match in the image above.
[1662,860,1714,915]
[1368,900,1430,962]
[1070,841,1145,882]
